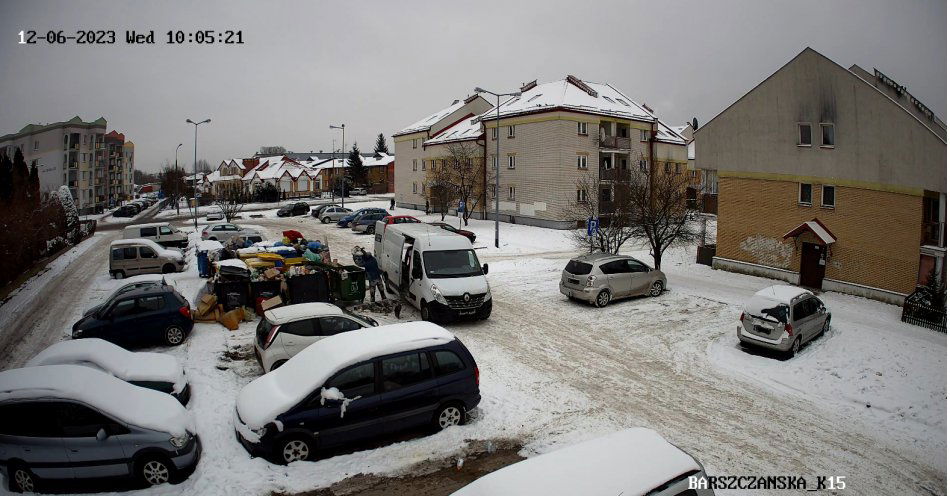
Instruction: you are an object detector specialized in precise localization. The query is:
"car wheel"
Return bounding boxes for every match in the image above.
[595,289,611,308]
[164,325,186,346]
[649,281,664,297]
[368,225,375,234]
[322,217,330,224]
[278,436,313,464]
[420,301,431,321]
[433,402,466,430]
[787,336,802,358]
[209,237,217,241]
[9,463,36,493]
[112,270,125,279]
[270,360,287,372]
[162,263,176,274]
[819,319,829,337]
[137,455,174,486]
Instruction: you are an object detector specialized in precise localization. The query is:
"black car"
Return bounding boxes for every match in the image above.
[277,202,310,217]
[72,284,194,348]
[113,205,137,217]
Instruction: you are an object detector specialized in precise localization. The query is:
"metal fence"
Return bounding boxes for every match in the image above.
[901,289,947,332]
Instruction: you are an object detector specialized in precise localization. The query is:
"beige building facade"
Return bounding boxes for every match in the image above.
[695,48,947,303]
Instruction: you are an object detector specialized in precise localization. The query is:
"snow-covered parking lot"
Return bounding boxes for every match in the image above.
[0,201,944,495]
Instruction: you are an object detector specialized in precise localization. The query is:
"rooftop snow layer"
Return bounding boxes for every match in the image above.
[396,99,467,136]
[425,117,482,145]
[755,285,813,303]
[265,302,344,324]
[0,364,194,436]
[25,339,186,394]
[236,322,455,429]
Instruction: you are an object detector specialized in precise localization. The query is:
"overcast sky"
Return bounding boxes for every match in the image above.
[1,0,945,172]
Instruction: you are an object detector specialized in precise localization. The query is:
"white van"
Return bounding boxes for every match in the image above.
[123,222,188,248]
[374,223,491,322]
[109,239,185,278]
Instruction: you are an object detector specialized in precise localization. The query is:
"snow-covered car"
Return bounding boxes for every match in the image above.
[235,322,480,464]
[206,209,225,221]
[254,302,377,373]
[109,239,186,278]
[559,252,665,307]
[451,428,714,496]
[0,365,200,492]
[25,338,191,404]
[201,222,261,242]
[738,285,831,357]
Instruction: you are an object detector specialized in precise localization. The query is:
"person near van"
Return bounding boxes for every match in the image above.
[425,200,430,215]
[390,198,395,210]
[361,248,386,302]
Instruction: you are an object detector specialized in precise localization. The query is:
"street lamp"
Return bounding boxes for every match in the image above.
[186,118,211,230]
[474,87,521,249]
[330,124,345,208]
[175,143,183,216]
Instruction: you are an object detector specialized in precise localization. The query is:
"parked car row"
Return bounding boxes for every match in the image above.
[277,202,311,217]
[112,198,156,218]
[0,341,197,492]
[200,222,262,242]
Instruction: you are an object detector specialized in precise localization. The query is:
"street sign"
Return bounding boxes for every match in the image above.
[458,201,465,213]
[586,217,600,237]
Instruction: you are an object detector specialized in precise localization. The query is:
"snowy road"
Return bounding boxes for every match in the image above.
[0,205,942,495]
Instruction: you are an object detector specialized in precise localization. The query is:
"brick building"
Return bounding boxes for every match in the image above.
[695,48,946,303]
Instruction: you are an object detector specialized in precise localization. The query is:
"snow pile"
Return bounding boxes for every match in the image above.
[25,338,186,393]
[451,428,700,496]
[198,240,224,252]
[236,322,454,430]
[56,185,79,229]
[0,364,193,436]
[320,387,360,418]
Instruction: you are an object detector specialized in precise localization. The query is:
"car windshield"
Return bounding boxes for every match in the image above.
[565,260,593,275]
[422,249,483,279]
[745,296,790,324]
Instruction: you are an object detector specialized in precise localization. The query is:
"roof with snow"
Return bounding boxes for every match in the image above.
[754,285,814,303]
[395,98,468,137]
[424,116,483,145]
[363,152,395,166]
[783,218,837,245]
[242,155,317,181]
[265,302,344,324]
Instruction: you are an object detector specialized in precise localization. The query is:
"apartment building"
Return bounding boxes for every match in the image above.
[103,131,136,205]
[0,116,108,213]
[122,141,135,199]
[394,76,688,229]
[695,48,946,303]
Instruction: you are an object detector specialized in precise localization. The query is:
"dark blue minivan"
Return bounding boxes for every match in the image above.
[234,322,480,464]
[72,283,194,348]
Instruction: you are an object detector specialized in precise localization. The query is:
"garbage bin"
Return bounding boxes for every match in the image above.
[215,281,251,310]
[319,264,366,304]
[286,272,330,304]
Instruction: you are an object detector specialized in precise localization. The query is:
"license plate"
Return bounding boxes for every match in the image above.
[754,325,772,334]
[568,278,579,285]
[459,310,476,316]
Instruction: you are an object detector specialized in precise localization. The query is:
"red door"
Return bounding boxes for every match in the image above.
[800,242,826,289]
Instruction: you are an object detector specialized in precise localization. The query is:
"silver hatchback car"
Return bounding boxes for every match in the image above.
[559,253,667,307]
[737,285,831,357]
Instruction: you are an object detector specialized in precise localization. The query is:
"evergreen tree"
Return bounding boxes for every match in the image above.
[12,148,29,203]
[28,162,40,205]
[347,143,367,186]
[0,152,12,203]
[374,133,390,155]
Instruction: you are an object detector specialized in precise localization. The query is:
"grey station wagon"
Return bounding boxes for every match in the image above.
[738,285,831,357]
[560,253,666,307]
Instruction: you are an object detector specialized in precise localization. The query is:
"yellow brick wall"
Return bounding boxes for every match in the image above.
[718,176,922,294]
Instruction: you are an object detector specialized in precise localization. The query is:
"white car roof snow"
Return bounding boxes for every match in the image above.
[451,428,702,496]
[264,302,344,324]
[236,322,455,429]
[754,285,813,304]
[123,222,172,229]
[25,339,187,394]
[0,364,193,436]
[110,238,166,252]
[388,223,474,251]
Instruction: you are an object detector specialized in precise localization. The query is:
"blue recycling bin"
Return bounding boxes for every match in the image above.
[197,251,210,278]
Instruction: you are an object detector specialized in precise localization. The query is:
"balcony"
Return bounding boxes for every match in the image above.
[598,135,631,150]
[67,161,78,169]
[599,166,632,182]
[68,180,78,187]
[921,221,946,247]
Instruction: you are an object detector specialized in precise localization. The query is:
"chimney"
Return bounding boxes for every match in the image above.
[520,80,537,93]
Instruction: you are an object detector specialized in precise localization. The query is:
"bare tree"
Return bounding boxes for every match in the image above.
[443,142,484,226]
[159,165,190,208]
[425,159,454,221]
[214,184,247,222]
[564,170,640,254]
[196,159,213,174]
[628,167,698,269]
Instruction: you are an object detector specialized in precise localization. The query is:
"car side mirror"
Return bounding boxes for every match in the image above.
[96,427,108,441]
[482,263,489,274]
[411,266,423,280]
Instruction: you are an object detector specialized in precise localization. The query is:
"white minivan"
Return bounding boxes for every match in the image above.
[374,223,491,322]
[123,222,188,248]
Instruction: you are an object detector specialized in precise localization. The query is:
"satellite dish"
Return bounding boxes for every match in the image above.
[692,117,699,130]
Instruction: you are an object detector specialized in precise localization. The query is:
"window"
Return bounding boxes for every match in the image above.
[798,123,812,146]
[600,188,612,202]
[122,246,137,259]
[412,159,417,171]
[602,156,613,170]
[639,160,648,173]
[33,140,38,151]
[599,260,629,274]
[664,162,672,174]
[0,402,59,437]
[640,129,650,142]
[160,226,173,235]
[109,299,138,318]
[82,153,86,163]
[620,158,628,170]
[57,402,122,437]
[577,122,588,135]
[491,155,497,170]
[576,189,587,203]
[412,139,418,149]
[577,155,588,169]
[319,317,363,336]
[138,295,165,311]
[508,186,515,200]
[139,246,157,259]
[508,156,516,169]
[326,362,376,398]
[83,135,87,145]
[491,127,498,140]
[821,185,836,208]
[626,259,649,272]
[412,182,417,194]
[421,160,426,171]
[281,319,316,336]
[820,123,835,147]
[432,350,465,376]
[507,125,515,138]
[799,183,813,205]
[381,353,431,392]
[141,226,157,237]
[489,184,496,199]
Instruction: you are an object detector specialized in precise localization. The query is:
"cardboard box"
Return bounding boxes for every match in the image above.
[218,308,243,330]
[261,295,282,312]
[196,294,217,317]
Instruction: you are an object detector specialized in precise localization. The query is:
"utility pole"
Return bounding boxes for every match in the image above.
[186,118,211,230]
[175,143,182,216]
[330,124,345,208]
[474,87,521,248]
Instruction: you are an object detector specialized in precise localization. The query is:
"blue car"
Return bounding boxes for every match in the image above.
[336,207,388,228]
[234,322,480,464]
[72,283,194,348]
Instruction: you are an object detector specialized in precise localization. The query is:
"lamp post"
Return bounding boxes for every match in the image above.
[330,124,345,208]
[186,118,211,230]
[175,143,182,216]
[474,87,521,248]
